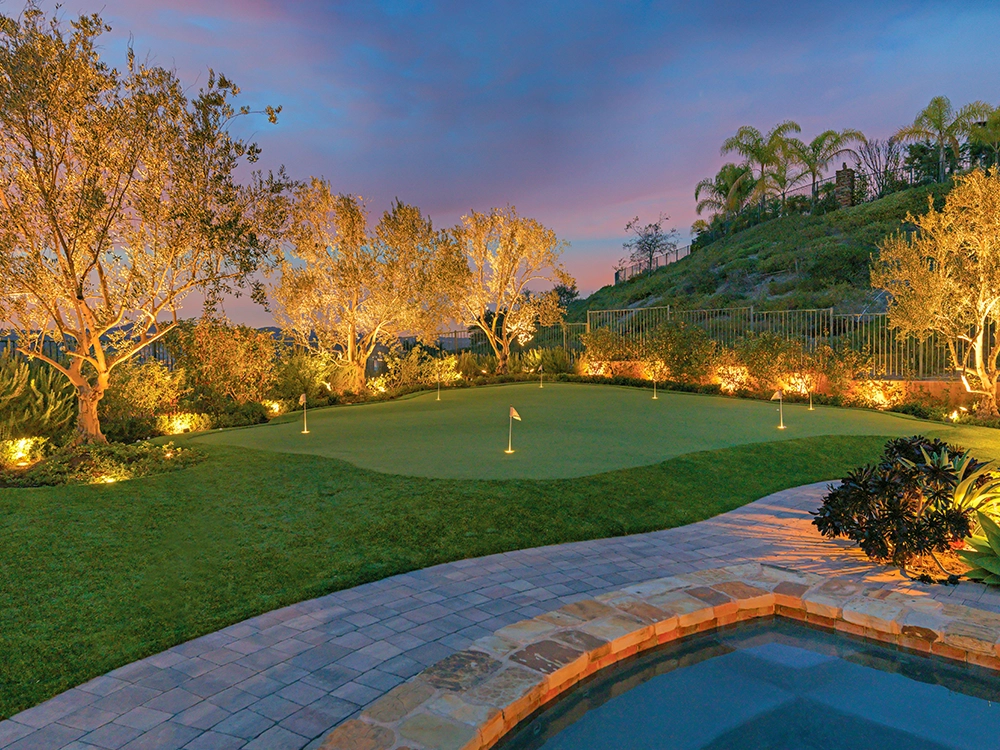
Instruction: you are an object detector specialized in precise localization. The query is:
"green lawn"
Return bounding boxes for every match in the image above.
[3,384,1000,718]
[191,383,1000,479]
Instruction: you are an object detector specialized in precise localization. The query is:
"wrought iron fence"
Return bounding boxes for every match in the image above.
[614,244,691,285]
[584,304,988,381]
[428,323,587,358]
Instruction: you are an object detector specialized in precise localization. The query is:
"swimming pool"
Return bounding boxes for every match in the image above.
[496,618,1000,750]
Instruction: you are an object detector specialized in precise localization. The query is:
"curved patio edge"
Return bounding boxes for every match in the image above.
[318,562,1000,750]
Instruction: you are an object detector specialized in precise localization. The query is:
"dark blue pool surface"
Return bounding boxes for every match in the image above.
[496,618,1000,750]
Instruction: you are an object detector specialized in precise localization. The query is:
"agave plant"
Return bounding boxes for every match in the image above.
[959,512,1000,585]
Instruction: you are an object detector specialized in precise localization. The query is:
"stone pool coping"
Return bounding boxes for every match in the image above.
[318,561,1000,750]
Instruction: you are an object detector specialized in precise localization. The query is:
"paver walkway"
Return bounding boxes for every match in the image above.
[4,481,1000,750]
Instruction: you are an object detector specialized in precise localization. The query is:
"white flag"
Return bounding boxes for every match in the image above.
[770,390,783,401]
[510,406,521,421]
[299,393,307,405]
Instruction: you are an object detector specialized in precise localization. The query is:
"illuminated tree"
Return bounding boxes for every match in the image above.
[0,6,285,442]
[274,179,463,390]
[894,96,991,182]
[871,168,1000,415]
[453,206,572,373]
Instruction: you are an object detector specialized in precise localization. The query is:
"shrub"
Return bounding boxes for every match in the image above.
[273,351,335,402]
[0,437,50,470]
[733,332,807,395]
[812,436,984,579]
[169,319,277,408]
[0,352,76,441]
[580,328,637,362]
[99,359,185,442]
[0,441,203,488]
[645,321,716,383]
[156,412,215,435]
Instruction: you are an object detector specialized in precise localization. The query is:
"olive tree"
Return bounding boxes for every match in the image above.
[0,5,285,442]
[453,206,572,373]
[273,178,464,391]
[872,168,1000,415]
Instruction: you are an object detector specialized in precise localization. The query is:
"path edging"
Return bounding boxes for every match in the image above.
[318,561,1000,750]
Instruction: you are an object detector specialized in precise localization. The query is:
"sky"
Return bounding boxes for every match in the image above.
[29,0,1000,325]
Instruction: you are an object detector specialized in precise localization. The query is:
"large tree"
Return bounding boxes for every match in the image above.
[0,6,285,442]
[871,168,1000,416]
[273,179,464,390]
[894,96,991,182]
[453,206,572,373]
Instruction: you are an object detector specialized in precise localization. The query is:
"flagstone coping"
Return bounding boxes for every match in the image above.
[316,562,1000,750]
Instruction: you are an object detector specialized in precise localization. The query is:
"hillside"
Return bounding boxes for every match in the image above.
[568,183,950,320]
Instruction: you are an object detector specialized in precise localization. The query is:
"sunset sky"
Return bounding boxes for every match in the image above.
[37,0,1000,324]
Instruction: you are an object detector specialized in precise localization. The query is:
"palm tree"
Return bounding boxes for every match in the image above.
[694,163,754,217]
[894,96,992,182]
[762,140,809,214]
[789,129,865,205]
[970,107,1000,169]
[721,121,801,211]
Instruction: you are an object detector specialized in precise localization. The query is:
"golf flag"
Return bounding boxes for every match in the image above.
[299,393,307,405]
[770,390,783,401]
[510,406,521,421]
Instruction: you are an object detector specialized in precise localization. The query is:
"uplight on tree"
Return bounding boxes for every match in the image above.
[273,179,465,391]
[453,206,572,374]
[0,6,286,442]
[871,168,1000,416]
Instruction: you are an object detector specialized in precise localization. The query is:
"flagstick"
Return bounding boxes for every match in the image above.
[302,401,310,434]
[437,376,441,401]
[539,371,543,389]
[505,411,514,454]
[777,395,785,430]
[652,377,658,400]
[808,392,814,411]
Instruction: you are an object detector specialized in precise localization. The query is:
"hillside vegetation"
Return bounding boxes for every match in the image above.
[568,183,950,319]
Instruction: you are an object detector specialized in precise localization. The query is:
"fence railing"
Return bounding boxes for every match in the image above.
[5,308,985,383]
[614,244,692,285]
[584,304,981,381]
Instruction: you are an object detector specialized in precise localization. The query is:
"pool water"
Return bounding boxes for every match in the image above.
[496,619,1000,750]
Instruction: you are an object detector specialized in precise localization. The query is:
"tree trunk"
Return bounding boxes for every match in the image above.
[75,381,108,444]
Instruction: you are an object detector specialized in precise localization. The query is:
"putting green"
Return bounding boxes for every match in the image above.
[190,383,1000,479]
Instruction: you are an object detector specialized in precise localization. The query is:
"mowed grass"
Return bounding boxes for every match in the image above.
[3,434,892,718]
[191,383,1000,479]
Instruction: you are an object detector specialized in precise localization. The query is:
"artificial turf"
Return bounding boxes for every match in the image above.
[191,383,1000,479]
[2,435,892,718]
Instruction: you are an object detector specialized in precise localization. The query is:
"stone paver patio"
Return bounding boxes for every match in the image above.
[4,480,1000,750]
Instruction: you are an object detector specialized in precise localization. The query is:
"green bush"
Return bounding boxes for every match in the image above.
[813,436,983,580]
[0,352,76,441]
[645,321,716,383]
[0,441,203,488]
[580,328,637,362]
[273,351,335,402]
[99,359,185,442]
